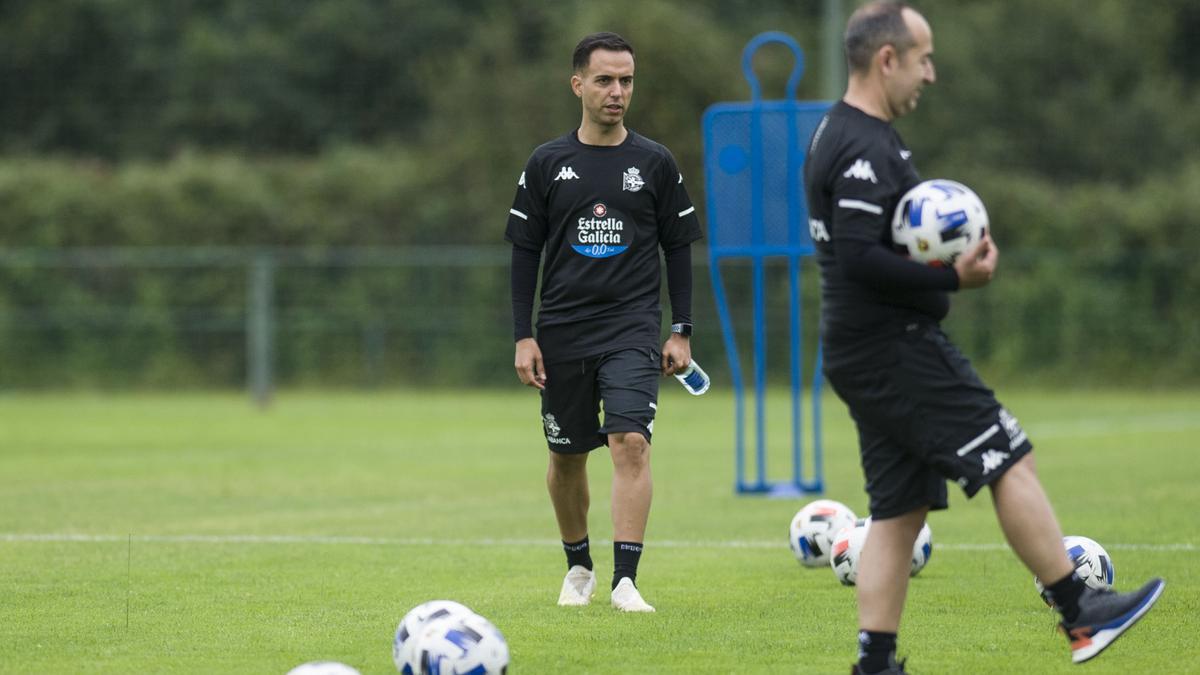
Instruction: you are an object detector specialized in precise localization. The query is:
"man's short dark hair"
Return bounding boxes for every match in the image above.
[572,32,635,72]
[844,1,917,74]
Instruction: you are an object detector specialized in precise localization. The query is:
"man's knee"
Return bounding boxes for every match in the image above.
[609,432,650,468]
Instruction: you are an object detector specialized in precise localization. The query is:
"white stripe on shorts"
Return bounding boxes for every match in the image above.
[509,208,528,220]
[678,206,695,218]
[955,423,1000,457]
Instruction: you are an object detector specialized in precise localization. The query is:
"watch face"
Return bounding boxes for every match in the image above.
[672,323,693,337]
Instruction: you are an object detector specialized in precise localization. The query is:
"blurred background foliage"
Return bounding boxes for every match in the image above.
[0,0,1197,387]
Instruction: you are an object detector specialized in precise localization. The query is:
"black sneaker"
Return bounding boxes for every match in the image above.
[851,657,907,674]
[1061,578,1165,663]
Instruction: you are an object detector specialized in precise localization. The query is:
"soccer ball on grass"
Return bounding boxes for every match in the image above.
[1034,535,1115,602]
[830,518,871,586]
[789,499,858,568]
[830,518,935,585]
[910,521,933,576]
[408,611,509,675]
[393,600,476,674]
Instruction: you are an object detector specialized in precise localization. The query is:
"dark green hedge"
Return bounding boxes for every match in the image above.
[1,152,1197,388]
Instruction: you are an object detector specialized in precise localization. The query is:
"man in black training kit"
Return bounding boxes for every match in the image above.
[803,2,1164,672]
[505,32,703,613]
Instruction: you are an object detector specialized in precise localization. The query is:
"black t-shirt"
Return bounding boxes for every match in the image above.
[803,101,958,366]
[505,130,703,362]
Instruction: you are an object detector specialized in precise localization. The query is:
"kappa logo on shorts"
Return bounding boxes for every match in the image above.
[543,413,572,445]
[980,448,1011,475]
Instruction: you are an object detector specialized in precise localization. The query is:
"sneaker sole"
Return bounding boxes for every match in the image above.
[1071,579,1165,664]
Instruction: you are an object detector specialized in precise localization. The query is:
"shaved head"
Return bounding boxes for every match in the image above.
[845,1,918,74]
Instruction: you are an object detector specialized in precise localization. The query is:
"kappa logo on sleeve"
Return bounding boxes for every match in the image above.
[842,158,878,183]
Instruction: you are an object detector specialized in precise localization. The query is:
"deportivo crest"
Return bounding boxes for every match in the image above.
[622,167,645,192]
[543,413,571,445]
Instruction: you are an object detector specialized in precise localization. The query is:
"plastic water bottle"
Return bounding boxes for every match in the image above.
[674,360,711,396]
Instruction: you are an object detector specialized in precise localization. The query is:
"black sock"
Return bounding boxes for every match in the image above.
[562,536,593,571]
[612,541,643,589]
[1045,572,1087,623]
[857,630,897,674]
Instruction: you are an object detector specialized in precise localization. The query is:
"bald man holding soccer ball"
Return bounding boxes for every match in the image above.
[801,1,1164,672]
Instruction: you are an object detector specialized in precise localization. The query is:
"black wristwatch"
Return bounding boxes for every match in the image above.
[671,322,693,337]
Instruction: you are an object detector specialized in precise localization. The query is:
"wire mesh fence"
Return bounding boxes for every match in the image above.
[1,246,1196,396]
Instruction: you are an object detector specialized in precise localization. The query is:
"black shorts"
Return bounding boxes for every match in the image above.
[824,322,1033,520]
[539,347,661,454]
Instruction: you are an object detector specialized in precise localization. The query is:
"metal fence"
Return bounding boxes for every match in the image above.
[0,247,516,403]
[1,246,1196,401]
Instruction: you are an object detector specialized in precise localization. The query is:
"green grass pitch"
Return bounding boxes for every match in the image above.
[1,388,1197,673]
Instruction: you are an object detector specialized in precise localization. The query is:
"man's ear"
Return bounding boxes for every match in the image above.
[877,44,898,75]
[571,73,583,98]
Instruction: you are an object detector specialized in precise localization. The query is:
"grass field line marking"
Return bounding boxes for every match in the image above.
[1,533,1195,552]
[1028,411,1200,438]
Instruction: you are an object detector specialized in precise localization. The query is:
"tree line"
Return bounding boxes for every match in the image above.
[0,0,1197,386]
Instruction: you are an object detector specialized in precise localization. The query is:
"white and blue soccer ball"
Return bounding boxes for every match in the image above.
[407,611,509,675]
[910,521,933,577]
[286,662,361,675]
[892,179,989,266]
[831,518,935,585]
[789,499,858,568]
[1034,535,1115,600]
[830,518,871,586]
[393,600,476,674]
